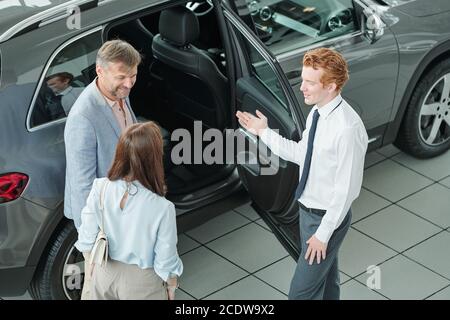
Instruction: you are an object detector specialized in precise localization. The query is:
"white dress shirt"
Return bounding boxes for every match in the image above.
[58,86,84,115]
[260,94,368,244]
[75,178,183,281]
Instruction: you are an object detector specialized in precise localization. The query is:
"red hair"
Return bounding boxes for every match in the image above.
[303,48,349,91]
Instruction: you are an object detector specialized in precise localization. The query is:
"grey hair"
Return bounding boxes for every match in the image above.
[96,39,142,69]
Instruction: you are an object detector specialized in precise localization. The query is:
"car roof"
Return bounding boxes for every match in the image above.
[0,0,77,37]
[0,0,168,43]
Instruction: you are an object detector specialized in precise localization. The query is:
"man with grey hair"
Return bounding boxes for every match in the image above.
[64,39,141,299]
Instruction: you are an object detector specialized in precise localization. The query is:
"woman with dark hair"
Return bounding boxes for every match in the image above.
[75,122,183,300]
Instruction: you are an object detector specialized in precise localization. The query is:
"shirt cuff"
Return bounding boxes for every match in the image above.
[155,265,183,282]
[314,223,333,244]
[259,127,270,144]
[154,256,184,282]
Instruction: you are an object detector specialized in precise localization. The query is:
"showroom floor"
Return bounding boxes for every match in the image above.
[3,145,450,300]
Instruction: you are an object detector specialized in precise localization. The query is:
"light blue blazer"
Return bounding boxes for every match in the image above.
[64,80,137,228]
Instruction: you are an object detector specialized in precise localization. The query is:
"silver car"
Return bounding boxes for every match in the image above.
[1,0,449,299]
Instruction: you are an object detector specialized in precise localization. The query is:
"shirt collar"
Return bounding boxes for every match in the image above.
[314,94,343,119]
[58,86,72,96]
[95,77,120,108]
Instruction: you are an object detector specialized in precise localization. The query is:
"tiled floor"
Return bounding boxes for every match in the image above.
[3,146,450,300]
[173,145,450,300]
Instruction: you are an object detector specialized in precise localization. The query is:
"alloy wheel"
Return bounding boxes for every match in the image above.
[419,73,450,146]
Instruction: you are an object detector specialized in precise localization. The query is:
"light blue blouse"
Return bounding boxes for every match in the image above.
[75,178,183,281]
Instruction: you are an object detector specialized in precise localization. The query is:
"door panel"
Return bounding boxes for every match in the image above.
[235,77,299,214]
[223,5,304,224]
[222,1,306,257]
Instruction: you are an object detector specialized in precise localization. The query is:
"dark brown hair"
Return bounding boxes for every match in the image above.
[108,122,166,196]
[303,47,349,92]
[45,72,74,83]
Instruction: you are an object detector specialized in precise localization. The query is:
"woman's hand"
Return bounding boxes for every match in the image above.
[166,277,178,300]
[167,285,177,300]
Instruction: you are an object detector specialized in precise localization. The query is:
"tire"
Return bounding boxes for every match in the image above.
[29,220,84,300]
[395,59,450,158]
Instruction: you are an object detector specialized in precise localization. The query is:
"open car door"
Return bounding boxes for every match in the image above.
[220,0,307,259]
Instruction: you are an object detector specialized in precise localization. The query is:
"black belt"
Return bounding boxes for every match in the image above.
[299,202,327,217]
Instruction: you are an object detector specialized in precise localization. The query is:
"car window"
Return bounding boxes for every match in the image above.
[232,23,290,112]
[30,31,101,128]
[233,0,357,55]
[246,37,290,110]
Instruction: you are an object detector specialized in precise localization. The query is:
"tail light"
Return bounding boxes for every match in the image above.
[0,173,29,204]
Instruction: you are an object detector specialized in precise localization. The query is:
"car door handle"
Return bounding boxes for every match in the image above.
[238,127,257,145]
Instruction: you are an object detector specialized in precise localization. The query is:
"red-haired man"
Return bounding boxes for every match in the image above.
[236,48,368,300]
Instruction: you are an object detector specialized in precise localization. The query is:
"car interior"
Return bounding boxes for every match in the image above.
[250,0,357,54]
[106,1,235,198]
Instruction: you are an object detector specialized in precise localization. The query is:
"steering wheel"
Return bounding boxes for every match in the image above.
[326,9,353,32]
[186,0,214,16]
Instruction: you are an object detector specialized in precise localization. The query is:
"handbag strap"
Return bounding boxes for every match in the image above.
[99,179,110,232]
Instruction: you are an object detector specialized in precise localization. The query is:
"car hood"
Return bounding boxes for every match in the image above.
[381,0,450,17]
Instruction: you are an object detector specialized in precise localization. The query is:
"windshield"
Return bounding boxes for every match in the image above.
[234,0,356,54]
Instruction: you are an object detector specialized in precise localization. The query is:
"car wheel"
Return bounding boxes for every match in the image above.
[29,221,84,300]
[395,59,450,158]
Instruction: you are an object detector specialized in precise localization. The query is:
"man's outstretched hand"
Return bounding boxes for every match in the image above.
[236,110,268,136]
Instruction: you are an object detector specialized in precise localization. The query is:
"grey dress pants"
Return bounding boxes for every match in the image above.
[288,207,351,300]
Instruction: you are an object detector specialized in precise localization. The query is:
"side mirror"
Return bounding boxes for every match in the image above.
[362,12,385,44]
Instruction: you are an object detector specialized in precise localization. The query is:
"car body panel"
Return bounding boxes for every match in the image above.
[0,0,67,37]
[385,7,450,123]
[381,0,450,17]
[1,30,81,210]
[0,198,52,270]
[0,0,167,43]
[0,266,35,296]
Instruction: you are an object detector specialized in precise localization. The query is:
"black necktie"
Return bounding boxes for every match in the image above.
[294,109,320,200]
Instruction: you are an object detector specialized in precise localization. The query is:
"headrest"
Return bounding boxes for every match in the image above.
[159,6,199,46]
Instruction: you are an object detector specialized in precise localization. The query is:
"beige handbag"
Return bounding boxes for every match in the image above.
[89,180,110,268]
